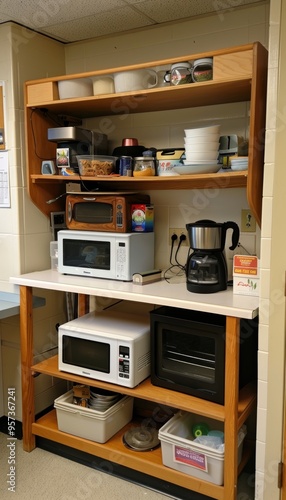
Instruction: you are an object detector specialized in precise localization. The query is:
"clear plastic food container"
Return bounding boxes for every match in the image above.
[76,155,117,176]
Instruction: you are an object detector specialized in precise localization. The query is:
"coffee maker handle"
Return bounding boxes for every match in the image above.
[225,221,240,250]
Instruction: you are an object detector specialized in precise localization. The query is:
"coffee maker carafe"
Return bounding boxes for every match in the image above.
[186,220,239,293]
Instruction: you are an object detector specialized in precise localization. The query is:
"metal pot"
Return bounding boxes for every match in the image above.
[122,138,138,146]
[186,219,240,251]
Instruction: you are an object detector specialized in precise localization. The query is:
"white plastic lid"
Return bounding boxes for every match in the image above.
[171,62,191,69]
[193,57,213,66]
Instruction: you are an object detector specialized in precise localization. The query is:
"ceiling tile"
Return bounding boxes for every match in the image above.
[128,0,220,22]
[0,0,266,43]
[42,6,155,43]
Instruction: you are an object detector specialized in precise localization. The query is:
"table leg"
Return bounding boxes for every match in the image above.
[224,316,240,499]
[78,294,89,316]
[19,285,35,452]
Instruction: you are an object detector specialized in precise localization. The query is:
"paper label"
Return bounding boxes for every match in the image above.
[233,255,258,276]
[174,445,208,472]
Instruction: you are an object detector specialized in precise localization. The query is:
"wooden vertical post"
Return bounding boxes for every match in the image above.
[19,285,35,451]
[78,294,89,316]
[224,316,240,499]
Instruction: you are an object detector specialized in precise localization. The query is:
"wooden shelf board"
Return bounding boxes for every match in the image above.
[26,79,251,118]
[31,355,256,422]
[32,355,224,419]
[32,409,224,500]
[30,171,248,190]
[238,382,257,428]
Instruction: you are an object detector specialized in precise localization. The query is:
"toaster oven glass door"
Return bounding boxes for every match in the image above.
[151,316,225,403]
[63,238,111,270]
[162,328,216,383]
[74,201,113,224]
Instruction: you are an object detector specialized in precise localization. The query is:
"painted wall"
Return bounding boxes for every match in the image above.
[64,3,269,274]
[0,23,67,420]
[256,0,286,498]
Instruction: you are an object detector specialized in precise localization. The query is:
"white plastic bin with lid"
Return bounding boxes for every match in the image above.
[158,411,246,486]
[54,390,133,443]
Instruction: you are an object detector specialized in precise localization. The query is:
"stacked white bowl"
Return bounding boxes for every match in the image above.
[180,125,221,174]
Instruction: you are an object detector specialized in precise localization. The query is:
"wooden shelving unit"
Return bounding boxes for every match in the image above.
[19,40,267,499]
[24,42,267,225]
[10,270,260,500]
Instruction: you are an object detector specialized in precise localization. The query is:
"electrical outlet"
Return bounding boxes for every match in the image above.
[241,209,256,232]
[169,228,188,245]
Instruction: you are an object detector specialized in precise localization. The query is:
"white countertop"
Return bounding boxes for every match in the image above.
[10,269,259,319]
[0,291,45,319]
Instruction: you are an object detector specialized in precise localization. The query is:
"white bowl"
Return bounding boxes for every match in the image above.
[184,137,220,146]
[184,143,219,153]
[173,164,220,175]
[185,151,219,162]
[184,125,221,138]
[58,78,93,99]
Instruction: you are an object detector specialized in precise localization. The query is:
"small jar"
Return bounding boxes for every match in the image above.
[191,58,213,83]
[133,154,156,177]
[164,62,192,86]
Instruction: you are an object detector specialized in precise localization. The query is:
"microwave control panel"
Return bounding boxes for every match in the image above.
[118,345,130,379]
[116,203,123,228]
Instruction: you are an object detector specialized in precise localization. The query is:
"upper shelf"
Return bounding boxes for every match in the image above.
[24,42,268,225]
[26,43,256,115]
[26,79,252,118]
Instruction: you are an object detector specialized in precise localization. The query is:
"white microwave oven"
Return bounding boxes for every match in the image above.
[58,310,151,387]
[57,229,154,281]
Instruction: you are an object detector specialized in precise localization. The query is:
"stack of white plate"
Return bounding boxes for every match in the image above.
[230,156,248,171]
[173,162,221,175]
[88,388,120,412]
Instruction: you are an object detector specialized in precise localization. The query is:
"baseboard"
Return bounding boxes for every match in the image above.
[37,436,211,500]
[0,416,22,439]
[0,405,54,440]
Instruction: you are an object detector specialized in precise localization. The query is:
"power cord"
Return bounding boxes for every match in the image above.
[174,234,186,266]
[170,234,178,265]
[164,233,187,283]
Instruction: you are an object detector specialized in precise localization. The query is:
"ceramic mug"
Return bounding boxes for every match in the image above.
[114,69,158,92]
[155,70,170,87]
[91,76,115,95]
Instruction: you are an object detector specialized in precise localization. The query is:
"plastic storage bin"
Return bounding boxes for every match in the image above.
[158,411,246,486]
[54,390,134,443]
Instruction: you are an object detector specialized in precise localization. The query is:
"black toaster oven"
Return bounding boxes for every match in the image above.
[150,306,258,404]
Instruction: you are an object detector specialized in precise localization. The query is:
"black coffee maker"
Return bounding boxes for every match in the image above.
[186,219,240,293]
